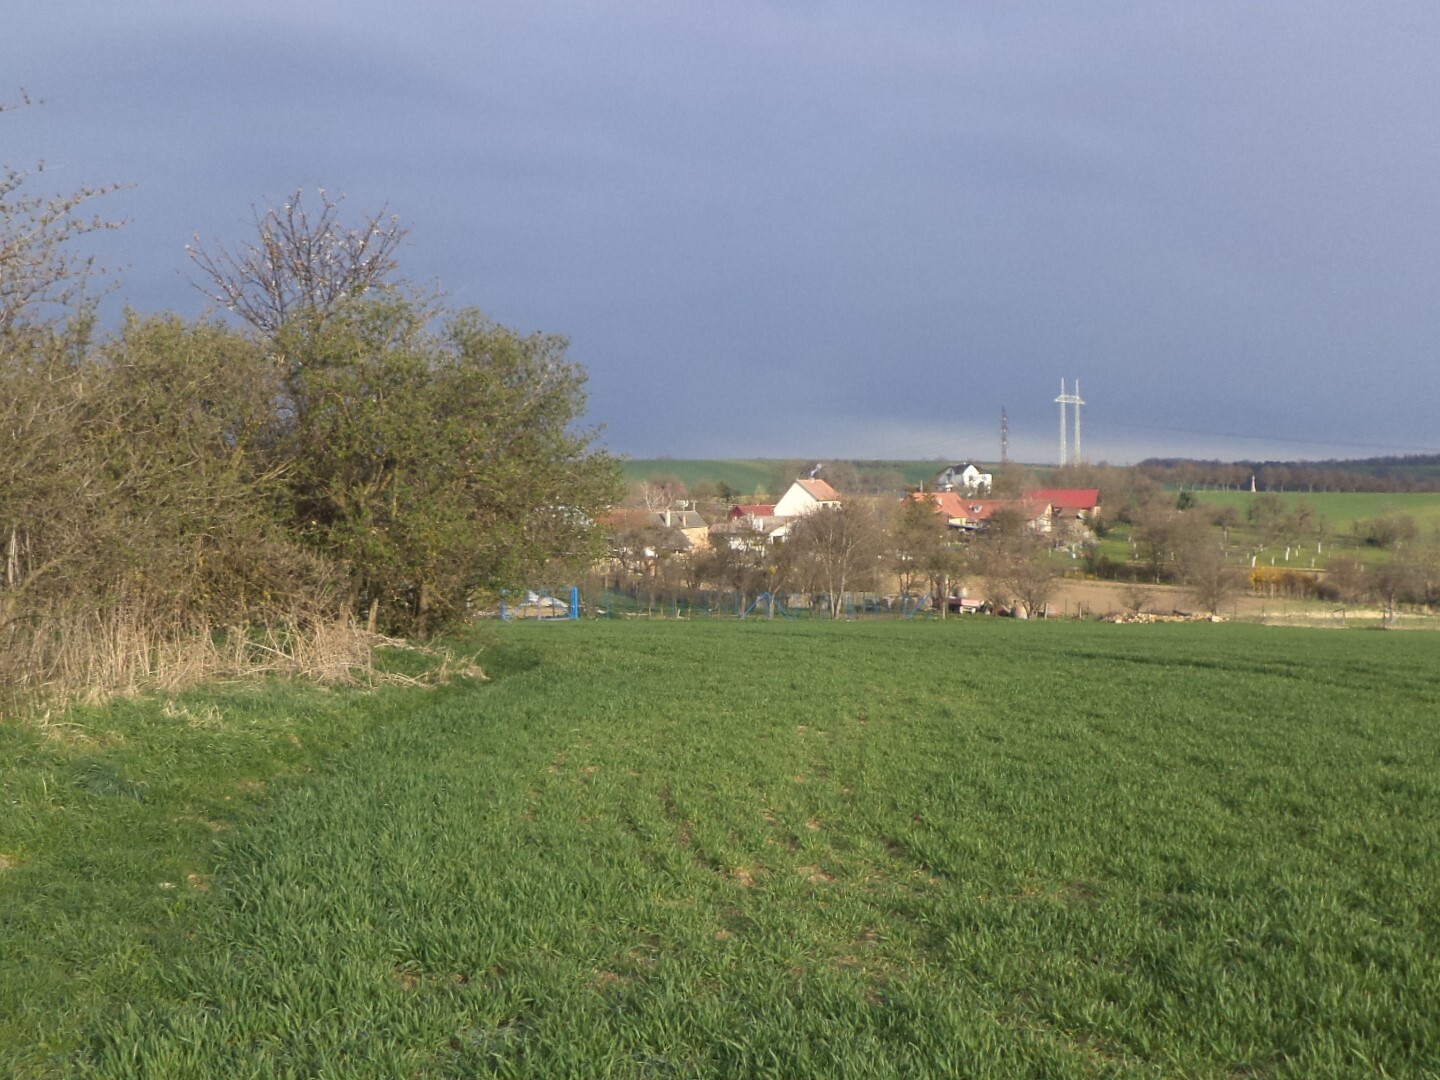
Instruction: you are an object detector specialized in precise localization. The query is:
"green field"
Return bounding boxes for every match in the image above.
[4,621,1439,1076]
[1189,490,1440,538]
[621,459,949,495]
[620,458,780,495]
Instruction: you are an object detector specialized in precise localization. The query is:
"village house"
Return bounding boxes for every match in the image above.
[907,491,1053,534]
[599,506,710,575]
[1023,488,1101,519]
[652,507,711,550]
[710,514,788,550]
[773,477,842,517]
[934,463,992,494]
[726,503,777,524]
[1023,488,1101,541]
[710,480,844,549]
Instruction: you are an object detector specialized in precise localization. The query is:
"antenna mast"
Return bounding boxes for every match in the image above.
[1000,407,1010,464]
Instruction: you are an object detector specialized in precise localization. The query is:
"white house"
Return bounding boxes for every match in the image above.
[773,477,842,518]
[935,463,992,494]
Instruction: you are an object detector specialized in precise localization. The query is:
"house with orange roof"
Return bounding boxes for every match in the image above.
[773,477,842,518]
[907,491,1052,534]
[955,497,1052,534]
[906,490,967,524]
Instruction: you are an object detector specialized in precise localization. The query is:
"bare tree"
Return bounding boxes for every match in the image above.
[787,503,886,618]
[188,188,407,335]
[0,93,125,334]
[1178,532,1243,614]
[1371,559,1422,628]
[986,541,1059,618]
[1367,533,1438,628]
[971,509,1057,618]
[890,496,947,598]
[698,534,769,616]
[1132,502,1184,583]
[629,474,686,512]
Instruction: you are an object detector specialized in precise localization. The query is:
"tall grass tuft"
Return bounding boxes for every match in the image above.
[0,598,378,720]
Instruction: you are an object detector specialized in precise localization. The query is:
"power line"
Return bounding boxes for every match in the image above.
[1095,419,1438,456]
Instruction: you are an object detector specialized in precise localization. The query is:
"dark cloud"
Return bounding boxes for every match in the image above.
[5,2,1438,463]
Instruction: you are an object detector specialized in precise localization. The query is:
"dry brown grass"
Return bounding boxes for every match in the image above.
[1,588,491,723]
[0,603,385,721]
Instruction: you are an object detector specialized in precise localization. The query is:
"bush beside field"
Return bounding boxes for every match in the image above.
[3,620,1438,1076]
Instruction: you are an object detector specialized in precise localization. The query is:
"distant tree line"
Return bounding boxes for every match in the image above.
[1139,456,1440,493]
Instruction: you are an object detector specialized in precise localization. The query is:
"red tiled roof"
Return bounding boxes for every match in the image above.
[729,503,777,519]
[795,478,840,502]
[597,508,651,528]
[1024,488,1100,511]
[908,490,967,520]
[958,498,1050,523]
[908,491,1050,524]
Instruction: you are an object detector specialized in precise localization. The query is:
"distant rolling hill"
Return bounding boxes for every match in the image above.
[619,459,777,495]
[619,459,956,497]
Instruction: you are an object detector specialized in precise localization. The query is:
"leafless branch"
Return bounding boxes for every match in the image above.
[1,93,126,333]
[187,188,407,335]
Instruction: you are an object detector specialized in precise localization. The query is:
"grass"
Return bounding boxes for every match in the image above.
[3,621,1439,1076]
[1093,490,1440,583]
[1189,490,1440,539]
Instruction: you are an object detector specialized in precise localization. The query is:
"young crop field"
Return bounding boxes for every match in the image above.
[3,621,1438,1076]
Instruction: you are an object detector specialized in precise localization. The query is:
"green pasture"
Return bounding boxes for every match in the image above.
[3,621,1439,1076]
[1186,490,1440,538]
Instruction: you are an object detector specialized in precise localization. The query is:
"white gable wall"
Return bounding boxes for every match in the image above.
[774,481,839,517]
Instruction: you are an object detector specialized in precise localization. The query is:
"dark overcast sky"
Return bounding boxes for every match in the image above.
[6,2,1439,464]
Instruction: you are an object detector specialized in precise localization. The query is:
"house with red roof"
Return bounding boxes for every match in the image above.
[1023,488,1100,540]
[712,505,788,549]
[727,503,777,523]
[1023,489,1101,518]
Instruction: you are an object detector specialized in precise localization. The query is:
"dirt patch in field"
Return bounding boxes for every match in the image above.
[728,866,758,887]
[1048,579,1396,625]
[1047,580,1244,619]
